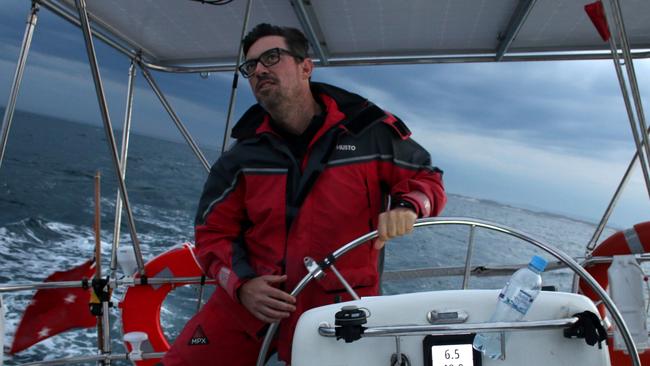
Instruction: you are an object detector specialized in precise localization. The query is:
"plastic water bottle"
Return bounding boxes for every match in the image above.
[473,255,548,359]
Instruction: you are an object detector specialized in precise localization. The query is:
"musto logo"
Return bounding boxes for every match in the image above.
[336,144,356,151]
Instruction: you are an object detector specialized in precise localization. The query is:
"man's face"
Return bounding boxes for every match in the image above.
[245,36,307,110]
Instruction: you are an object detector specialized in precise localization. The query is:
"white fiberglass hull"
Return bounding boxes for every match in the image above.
[292,289,610,366]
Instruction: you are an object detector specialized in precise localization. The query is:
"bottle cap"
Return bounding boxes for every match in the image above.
[529,255,548,272]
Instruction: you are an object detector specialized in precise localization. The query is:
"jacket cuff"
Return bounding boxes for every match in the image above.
[399,190,432,217]
[216,266,244,301]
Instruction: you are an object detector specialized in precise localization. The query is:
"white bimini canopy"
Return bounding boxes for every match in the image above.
[45,0,650,71]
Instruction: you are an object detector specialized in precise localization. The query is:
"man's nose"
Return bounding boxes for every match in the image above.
[253,61,270,76]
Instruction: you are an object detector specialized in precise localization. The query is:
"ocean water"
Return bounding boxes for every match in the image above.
[0,111,623,365]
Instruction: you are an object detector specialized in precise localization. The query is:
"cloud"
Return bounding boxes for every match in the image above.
[317,63,650,226]
[411,122,628,190]
[318,60,645,159]
[0,44,227,147]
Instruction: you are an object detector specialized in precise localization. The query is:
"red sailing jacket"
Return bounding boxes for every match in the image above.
[194,82,446,361]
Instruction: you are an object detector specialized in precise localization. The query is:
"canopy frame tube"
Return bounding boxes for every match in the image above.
[220,0,254,153]
[602,0,650,199]
[75,0,145,274]
[587,128,648,250]
[495,0,537,61]
[289,0,329,65]
[0,2,39,169]
[109,60,137,276]
[29,0,650,74]
[608,0,650,179]
[137,63,210,172]
[586,0,650,250]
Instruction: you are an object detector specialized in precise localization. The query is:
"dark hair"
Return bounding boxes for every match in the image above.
[242,23,309,59]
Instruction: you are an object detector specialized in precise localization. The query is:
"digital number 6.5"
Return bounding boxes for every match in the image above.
[444,349,461,359]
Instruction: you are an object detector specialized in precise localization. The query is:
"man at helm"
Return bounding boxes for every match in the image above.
[163,23,446,365]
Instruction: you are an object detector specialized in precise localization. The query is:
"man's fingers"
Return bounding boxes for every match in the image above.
[257,296,294,322]
[258,306,291,321]
[377,212,388,241]
[395,211,406,236]
[375,208,418,250]
[393,210,404,236]
[262,274,287,283]
[264,291,296,311]
[239,275,297,323]
[266,287,296,305]
[254,311,277,324]
[259,274,296,303]
[386,211,397,237]
[375,212,389,250]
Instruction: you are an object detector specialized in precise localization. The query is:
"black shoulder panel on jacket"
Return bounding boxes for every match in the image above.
[343,103,386,135]
[231,104,266,140]
[388,116,412,139]
[310,82,367,113]
[311,82,411,138]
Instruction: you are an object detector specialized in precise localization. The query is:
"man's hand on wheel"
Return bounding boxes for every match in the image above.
[238,275,297,323]
[374,207,417,250]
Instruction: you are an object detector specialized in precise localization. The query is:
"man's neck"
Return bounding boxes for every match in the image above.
[267,91,322,135]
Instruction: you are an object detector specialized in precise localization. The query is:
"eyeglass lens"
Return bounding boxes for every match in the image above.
[240,48,283,77]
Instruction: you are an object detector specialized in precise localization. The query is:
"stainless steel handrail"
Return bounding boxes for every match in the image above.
[583,254,650,266]
[385,254,650,282]
[317,317,579,338]
[6,253,647,293]
[4,253,646,294]
[19,351,165,366]
[255,217,642,366]
[0,276,217,293]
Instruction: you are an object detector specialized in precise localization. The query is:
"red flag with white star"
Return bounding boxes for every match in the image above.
[9,259,97,354]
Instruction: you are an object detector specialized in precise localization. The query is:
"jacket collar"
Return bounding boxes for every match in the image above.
[230,82,373,140]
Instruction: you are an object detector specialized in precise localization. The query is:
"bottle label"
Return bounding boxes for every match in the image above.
[507,289,534,315]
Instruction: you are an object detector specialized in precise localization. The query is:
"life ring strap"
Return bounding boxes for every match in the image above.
[624,227,644,254]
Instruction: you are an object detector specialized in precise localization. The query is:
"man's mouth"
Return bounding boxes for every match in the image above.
[256,78,275,91]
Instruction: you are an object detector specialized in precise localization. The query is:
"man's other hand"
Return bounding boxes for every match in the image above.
[238,275,297,323]
[374,208,417,250]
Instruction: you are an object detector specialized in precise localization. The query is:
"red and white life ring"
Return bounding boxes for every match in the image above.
[579,222,650,366]
[119,243,208,366]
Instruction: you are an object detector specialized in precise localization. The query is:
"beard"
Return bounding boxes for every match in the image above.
[254,75,288,113]
[256,89,283,112]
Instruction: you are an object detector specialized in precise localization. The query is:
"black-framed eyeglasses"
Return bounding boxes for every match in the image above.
[238,48,303,78]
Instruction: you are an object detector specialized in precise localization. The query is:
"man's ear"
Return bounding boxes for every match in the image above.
[301,58,314,80]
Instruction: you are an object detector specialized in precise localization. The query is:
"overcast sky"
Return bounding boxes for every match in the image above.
[1,0,650,228]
